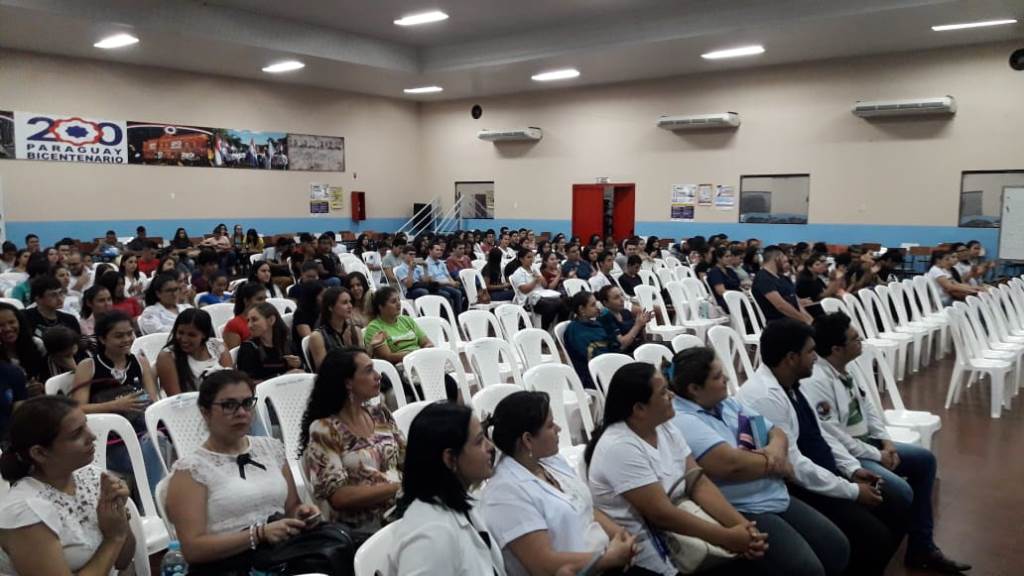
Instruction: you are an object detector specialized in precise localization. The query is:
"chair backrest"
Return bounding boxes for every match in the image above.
[203,302,236,328]
[842,293,879,339]
[393,400,433,438]
[131,332,169,365]
[952,302,989,357]
[280,312,294,331]
[965,296,1001,347]
[403,348,471,402]
[684,276,711,300]
[353,520,400,576]
[860,287,897,333]
[633,285,672,330]
[978,291,1013,342]
[300,334,313,369]
[911,275,940,316]
[495,303,532,340]
[673,265,696,280]
[0,297,24,309]
[144,392,206,474]
[414,316,458,353]
[458,309,502,342]
[44,371,75,395]
[884,282,913,327]
[901,279,926,322]
[372,359,406,409]
[414,294,455,321]
[254,373,316,462]
[996,285,1023,331]
[707,325,754,395]
[723,290,761,338]
[587,353,633,397]
[87,413,159,518]
[465,337,524,388]
[679,278,710,322]
[664,255,682,268]
[125,498,152,576]
[229,346,239,366]
[638,269,662,291]
[633,343,672,368]
[671,333,704,353]
[656,268,678,290]
[523,364,594,447]
[267,297,296,315]
[563,278,590,297]
[470,383,524,421]
[819,297,848,316]
[471,259,487,271]
[512,328,560,369]
[400,299,417,317]
[193,291,208,307]
[459,268,484,307]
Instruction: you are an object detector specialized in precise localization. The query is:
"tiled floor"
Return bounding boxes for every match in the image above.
[883,353,1023,576]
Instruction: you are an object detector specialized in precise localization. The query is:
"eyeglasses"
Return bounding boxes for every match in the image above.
[212,397,258,414]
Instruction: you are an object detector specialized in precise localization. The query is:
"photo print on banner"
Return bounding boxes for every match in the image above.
[212,128,288,169]
[0,110,13,159]
[288,133,345,172]
[13,111,127,164]
[127,122,215,167]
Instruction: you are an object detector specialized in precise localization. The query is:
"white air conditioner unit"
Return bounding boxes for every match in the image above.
[852,96,956,118]
[477,127,543,142]
[657,112,740,131]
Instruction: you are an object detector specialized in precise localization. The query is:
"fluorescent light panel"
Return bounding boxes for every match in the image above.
[394,11,449,26]
[404,86,443,94]
[94,33,139,49]
[531,68,580,82]
[931,18,1017,31]
[262,60,305,73]
[701,45,765,60]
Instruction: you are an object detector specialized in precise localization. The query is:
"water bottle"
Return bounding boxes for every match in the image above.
[160,540,188,575]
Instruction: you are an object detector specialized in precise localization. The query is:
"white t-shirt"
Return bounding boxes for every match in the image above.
[510,267,560,307]
[187,339,227,382]
[926,266,953,306]
[138,303,188,335]
[588,421,692,576]
[483,455,608,576]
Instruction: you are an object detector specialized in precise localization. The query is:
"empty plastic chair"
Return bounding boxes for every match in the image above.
[458,309,503,342]
[465,337,523,388]
[587,353,633,397]
[671,333,705,353]
[131,332,169,365]
[633,343,673,368]
[512,328,560,368]
[707,325,756,395]
[393,400,433,438]
[403,348,472,403]
[471,383,525,421]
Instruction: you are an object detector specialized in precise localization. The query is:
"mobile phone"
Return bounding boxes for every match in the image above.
[303,511,322,527]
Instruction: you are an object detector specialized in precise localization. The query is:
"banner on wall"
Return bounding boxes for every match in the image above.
[714,185,735,209]
[288,133,345,172]
[14,111,127,163]
[329,186,344,211]
[212,128,289,169]
[671,184,696,221]
[697,183,713,206]
[127,122,215,166]
[0,111,13,160]
[309,183,330,215]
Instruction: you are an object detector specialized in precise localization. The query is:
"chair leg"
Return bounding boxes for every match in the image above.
[909,338,922,374]
[945,364,963,409]
[989,371,1005,419]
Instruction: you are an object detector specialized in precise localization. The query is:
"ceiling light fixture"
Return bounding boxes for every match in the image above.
[262,60,305,73]
[531,68,580,82]
[94,33,139,49]
[404,86,444,94]
[701,45,765,60]
[931,18,1017,31]
[394,11,449,26]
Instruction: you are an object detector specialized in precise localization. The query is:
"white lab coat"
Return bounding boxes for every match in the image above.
[389,499,507,576]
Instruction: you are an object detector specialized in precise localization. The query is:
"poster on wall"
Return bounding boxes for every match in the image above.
[329,186,344,211]
[212,128,289,169]
[14,111,127,163]
[697,183,713,206]
[714,185,735,209]
[288,134,345,172]
[309,183,330,215]
[127,122,215,166]
[0,111,13,159]
[671,184,696,221]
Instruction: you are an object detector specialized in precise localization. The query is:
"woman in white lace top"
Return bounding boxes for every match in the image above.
[0,396,136,575]
[165,369,320,574]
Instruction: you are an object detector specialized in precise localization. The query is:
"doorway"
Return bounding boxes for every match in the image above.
[572,183,635,243]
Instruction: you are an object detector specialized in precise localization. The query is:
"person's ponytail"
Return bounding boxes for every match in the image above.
[1,396,78,483]
[0,449,31,483]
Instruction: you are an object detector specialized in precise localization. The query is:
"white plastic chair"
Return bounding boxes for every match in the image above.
[400,299,417,317]
[373,358,407,409]
[876,285,930,372]
[852,345,941,450]
[393,400,433,438]
[403,348,472,402]
[634,285,687,341]
[353,520,400,576]
[588,353,633,397]
[945,306,1013,419]
[657,268,678,290]
[912,275,950,357]
[144,392,205,474]
[459,268,503,310]
[0,297,24,309]
[523,364,595,446]
[87,414,170,555]
[563,278,590,297]
[131,332,169,365]
[857,287,915,378]
[633,343,673,368]
[671,334,705,353]
[833,295,903,386]
[202,302,236,329]
[255,373,316,502]
[512,328,561,368]
[723,290,762,355]
[465,337,523,388]
[666,280,728,341]
[553,320,570,361]
[300,334,314,369]
[495,303,535,340]
[707,325,755,395]
[963,297,1024,390]
[415,295,465,352]
[471,383,524,420]
[267,297,296,316]
[414,315,460,354]
[458,309,503,342]
[280,312,294,331]
[637,269,662,292]
[44,371,75,395]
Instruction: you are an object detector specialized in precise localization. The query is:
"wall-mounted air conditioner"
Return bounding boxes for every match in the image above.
[657,112,740,130]
[477,127,543,142]
[852,96,956,118]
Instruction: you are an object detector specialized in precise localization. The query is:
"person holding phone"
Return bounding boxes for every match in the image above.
[235,303,304,384]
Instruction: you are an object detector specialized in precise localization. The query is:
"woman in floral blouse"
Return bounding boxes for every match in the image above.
[299,347,405,531]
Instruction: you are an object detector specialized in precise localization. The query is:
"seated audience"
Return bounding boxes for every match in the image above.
[345,271,372,327]
[927,250,981,306]
[670,347,850,576]
[596,285,651,356]
[308,287,364,371]
[236,303,303,383]
[736,319,906,576]
[0,396,136,574]
[223,281,268,350]
[424,242,465,316]
[561,245,592,280]
[564,291,622,389]
[363,287,430,365]
[393,246,428,300]
[0,303,46,384]
[300,348,404,530]
[119,254,145,298]
[795,253,845,317]
[25,275,81,340]
[615,239,639,271]
[291,280,324,353]
[40,325,79,383]
[156,308,232,396]
[139,273,188,334]
[96,270,143,320]
[137,242,161,276]
[8,253,50,305]
[482,248,516,301]
[539,251,565,293]
[446,240,473,277]
[197,271,232,307]
[706,247,742,309]
[78,284,113,340]
[510,248,568,330]
[388,401,506,575]
[752,245,813,324]
[801,312,968,572]
[588,250,617,293]
[482,390,638,575]
[0,241,16,273]
[191,249,221,295]
[586,362,767,576]
[248,260,285,298]
[165,370,320,573]
[617,254,644,298]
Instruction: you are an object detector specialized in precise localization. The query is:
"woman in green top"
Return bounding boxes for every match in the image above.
[363,286,434,364]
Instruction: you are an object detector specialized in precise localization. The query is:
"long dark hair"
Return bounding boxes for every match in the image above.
[398,401,475,515]
[505,247,531,279]
[584,362,657,466]
[318,287,351,327]
[145,273,178,307]
[669,347,717,400]
[370,286,399,319]
[247,261,277,296]
[298,348,366,455]
[482,248,504,284]
[79,285,110,320]
[198,369,253,410]
[0,395,78,482]
[0,303,44,379]
[95,270,125,304]
[233,281,267,317]
[250,302,289,356]
[165,308,216,393]
[486,391,550,456]
[569,291,594,319]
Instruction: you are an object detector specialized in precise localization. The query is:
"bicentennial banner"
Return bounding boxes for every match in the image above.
[0,106,344,172]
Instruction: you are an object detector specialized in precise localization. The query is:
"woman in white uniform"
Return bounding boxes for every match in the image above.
[482,390,638,575]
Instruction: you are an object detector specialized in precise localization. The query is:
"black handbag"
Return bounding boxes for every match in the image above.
[251,519,358,575]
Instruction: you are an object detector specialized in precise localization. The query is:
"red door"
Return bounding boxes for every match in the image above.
[572,184,605,241]
[612,185,636,242]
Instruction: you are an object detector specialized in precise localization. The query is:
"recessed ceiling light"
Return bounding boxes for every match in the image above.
[931,18,1017,31]
[701,45,765,60]
[394,11,449,26]
[404,86,444,94]
[531,68,580,82]
[262,60,305,73]
[94,33,139,49]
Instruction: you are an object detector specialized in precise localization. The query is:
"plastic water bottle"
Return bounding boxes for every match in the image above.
[160,541,188,575]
